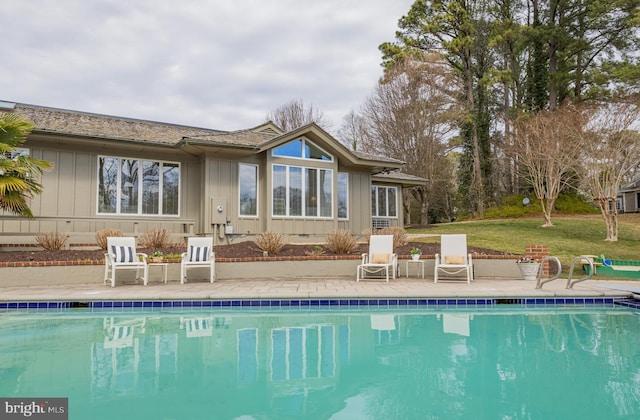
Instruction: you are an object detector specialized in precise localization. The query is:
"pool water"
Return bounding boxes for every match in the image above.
[1,306,639,419]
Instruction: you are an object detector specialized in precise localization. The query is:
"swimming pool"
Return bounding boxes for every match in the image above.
[1,299,639,419]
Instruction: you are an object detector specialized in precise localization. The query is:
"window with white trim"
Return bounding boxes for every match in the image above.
[272,138,333,161]
[237,328,258,384]
[271,325,335,381]
[337,172,348,219]
[272,164,332,217]
[97,156,180,215]
[0,147,31,177]
[371,186,397,218]
[3,147,29,160]
[239,164,258,217]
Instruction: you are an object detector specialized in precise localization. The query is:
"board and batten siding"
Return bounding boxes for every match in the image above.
[0,141,202,243]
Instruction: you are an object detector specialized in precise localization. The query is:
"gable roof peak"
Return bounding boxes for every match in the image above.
[249,121,283,135]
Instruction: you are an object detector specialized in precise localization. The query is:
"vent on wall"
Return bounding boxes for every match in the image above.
[372,219,390,229]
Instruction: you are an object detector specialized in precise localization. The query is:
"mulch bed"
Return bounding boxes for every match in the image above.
[0,241,511,262]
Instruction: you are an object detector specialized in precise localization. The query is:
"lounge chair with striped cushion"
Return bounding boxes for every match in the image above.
[181,237,215,284]
[104,237,148,287]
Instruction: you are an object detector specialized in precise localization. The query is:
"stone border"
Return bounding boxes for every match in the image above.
[0,255,523,287]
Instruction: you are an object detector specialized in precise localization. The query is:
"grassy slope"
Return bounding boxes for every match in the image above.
[407,214,640,265]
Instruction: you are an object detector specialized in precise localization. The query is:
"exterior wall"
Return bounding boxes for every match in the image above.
[0,133,409,246]
[0,137,203,244]
[203,154,235,236]
[0,257,522,287]
[197,152,385,242]
[621,191,640,213]
[346,170,373,234]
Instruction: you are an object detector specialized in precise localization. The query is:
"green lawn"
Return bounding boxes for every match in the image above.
[407,214,640,265]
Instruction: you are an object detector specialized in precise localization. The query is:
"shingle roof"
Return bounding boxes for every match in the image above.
[13,103,226,145]
[373,170,427,185]
[7,101,404,167]
[184,129,277,147]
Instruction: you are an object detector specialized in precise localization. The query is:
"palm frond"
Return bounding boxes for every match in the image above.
[0,113,49,217]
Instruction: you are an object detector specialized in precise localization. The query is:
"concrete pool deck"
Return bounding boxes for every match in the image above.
[0,276,638,302]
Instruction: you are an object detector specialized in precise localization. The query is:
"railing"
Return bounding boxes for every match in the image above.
[535,255,595,289]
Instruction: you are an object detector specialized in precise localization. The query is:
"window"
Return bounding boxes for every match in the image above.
[272,164,332,218]
[273,138,333,162]
[98,156,180,215]
[237,328,258,384]
[337,173,348,219]
[271,325,335,381]
[3,147,29,160]
[371,186,397,218]
[239,164,258,216]
[0,147,31,177]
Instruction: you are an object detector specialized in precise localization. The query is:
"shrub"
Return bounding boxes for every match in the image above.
[482,194,542,219]
[555,194,598,214]
[363,227,408,248]
[253,231,286,255]
[380,227,408,247]
[325,229,358,254]
[483,205,526,219]
[361,228,374,243]
[305,245,326,256]
[35,232,69,251]
[139,228,173,249]
[95,229,123,250]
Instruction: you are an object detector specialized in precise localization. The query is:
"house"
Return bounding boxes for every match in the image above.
[0,101,425,246]
[617,175,640,213]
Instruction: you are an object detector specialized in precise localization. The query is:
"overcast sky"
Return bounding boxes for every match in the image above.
[2,0,413,133]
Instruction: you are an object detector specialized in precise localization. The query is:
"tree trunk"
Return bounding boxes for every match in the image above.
[465,63,485,215]
[540,197,554,227]
[403,193,411,225]
[420,198,430,225]
[596,198,619,241]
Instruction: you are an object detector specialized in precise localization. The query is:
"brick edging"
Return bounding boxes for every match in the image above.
[0,253,518,268]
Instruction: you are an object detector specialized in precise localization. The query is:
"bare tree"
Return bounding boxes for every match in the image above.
[337,110,366,151]
[360,54,461,224]
[266,99,332,132]
[581,99,640,241]
[513,106,586,227]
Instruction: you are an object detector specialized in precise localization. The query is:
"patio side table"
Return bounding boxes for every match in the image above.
[405,259,425,279]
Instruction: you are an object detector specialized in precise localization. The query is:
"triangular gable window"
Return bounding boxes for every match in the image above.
[273,138,333,162]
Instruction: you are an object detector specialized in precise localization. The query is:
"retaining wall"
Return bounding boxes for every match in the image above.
[0,256,522,287]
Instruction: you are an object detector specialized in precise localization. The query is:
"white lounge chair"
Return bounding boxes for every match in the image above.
[442,314,471,336]
[357,235,397,282]
[181,237,215,284]
[370,314,396,331]
[434,234,473,284]
[104,237,148,287]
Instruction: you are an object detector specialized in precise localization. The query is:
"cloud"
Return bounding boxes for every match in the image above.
[1,0,412,132]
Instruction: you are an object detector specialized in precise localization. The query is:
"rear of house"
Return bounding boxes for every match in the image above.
[0,101,424,247]
[618,176,640,214]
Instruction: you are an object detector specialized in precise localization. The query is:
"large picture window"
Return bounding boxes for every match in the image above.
[371,186,397,218]
[98,156,180,216]
[239,164,258,217]
[271,325,335,381]
[272,164,332,218]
